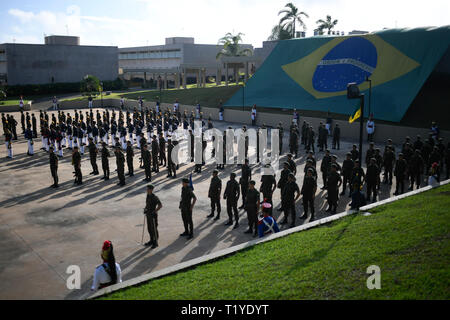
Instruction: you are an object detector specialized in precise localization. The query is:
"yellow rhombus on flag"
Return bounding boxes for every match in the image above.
[349,103,362,123]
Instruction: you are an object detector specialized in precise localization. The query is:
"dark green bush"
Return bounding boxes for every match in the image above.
[4,77,127,98]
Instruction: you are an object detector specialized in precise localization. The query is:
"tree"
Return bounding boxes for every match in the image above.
[268,24,293,41]
[0,86,6,101]
[316,15,339,35]
[80,75,101,96]
[278,2,309,39]
[216,32,253,84]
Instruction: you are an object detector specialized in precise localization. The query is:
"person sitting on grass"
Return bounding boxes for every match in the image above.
[91,240,122,291]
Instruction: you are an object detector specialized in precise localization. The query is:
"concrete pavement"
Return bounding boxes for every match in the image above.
[0,108,408,299]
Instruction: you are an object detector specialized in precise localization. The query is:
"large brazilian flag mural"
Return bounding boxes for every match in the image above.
[225,26,450,122]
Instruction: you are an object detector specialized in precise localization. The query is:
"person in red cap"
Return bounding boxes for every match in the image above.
[428,162,440,186]
[91,240,122,291]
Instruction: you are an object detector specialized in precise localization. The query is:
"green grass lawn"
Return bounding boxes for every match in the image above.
[101,184,450,300]
[61,85,241,108]
[121,86,240,108]
[0,100,29,106]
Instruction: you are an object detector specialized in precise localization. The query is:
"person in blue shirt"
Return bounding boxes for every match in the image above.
[258,202,280,238]
[430,122,440,141]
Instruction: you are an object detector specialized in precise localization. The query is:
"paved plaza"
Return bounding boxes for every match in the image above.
[0,108,405,299]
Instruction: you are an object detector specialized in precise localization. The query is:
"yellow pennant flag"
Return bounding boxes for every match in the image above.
[349,103,362,124]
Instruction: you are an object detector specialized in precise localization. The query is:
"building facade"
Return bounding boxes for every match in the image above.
[119,37,254,87]
[0,36,118,86]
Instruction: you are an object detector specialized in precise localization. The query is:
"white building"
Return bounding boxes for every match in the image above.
[119,37,254,88]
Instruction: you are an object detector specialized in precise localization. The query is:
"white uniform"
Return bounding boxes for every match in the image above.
[366,120,375,135]
[6,142,13,158]
[28,140,34,155]
[91,262,122,291]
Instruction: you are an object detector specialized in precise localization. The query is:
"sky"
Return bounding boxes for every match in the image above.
[0,0,449,48]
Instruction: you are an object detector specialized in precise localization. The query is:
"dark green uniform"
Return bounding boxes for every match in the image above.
[159,136,166,166]
[145,193,162,246]
[282,180,300,225]
[366,163,380,202]
[326,171,342,213]
[289,130,299,157]
[224,179,240,224]
[408,152,425,190]
[167,142,176,177]
[341,159,354,195]
[351,167,365,192]
[245,188,260,235]
[394,158,408,194]
[304,164,318,180]
[101,147,110,179]
[208,176,222,217]
[383,148,395,184]
[277,168,291,208]
[142,149,152,181]
[321,155,331,187]
[116,150,126,186]
[260,174,276,216]
[301,176,317,220]
[88,142,99,175]
[72,151,82,185]
[180,186,196,236]
[151,140,159,172]
[50,152,58,186]
[126,145,134,176]
[278,125,284,155]
[239,164,251,207]
[287,158,296,175]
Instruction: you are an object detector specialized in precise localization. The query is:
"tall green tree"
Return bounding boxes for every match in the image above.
[268,24,293,41]
[80,75,101,96]
[0,85,6,101]
[216,32,253,84]
[278,2,309,38]
[316,15,339,35]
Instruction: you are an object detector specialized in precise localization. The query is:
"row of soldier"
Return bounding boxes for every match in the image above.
[3,108,450,197]
[2,106,450,247]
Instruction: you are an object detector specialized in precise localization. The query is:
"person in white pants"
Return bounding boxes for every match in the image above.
[58,141,63,158]
[45,136,50,152]
[52,96,58,111]
[136,135,141,149]
[28,140,34,155]
[5,129,13,158]
[6,141,13,158]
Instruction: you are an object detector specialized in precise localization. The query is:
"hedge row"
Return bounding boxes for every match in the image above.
[3,78,127,97]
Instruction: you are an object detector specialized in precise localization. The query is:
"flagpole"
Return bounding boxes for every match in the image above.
[359,94,365,165]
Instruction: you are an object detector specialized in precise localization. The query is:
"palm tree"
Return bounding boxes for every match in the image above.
[278,3,309,38]
[268,24,293,41]
[216,32,253,84]
[316,15,339,35]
